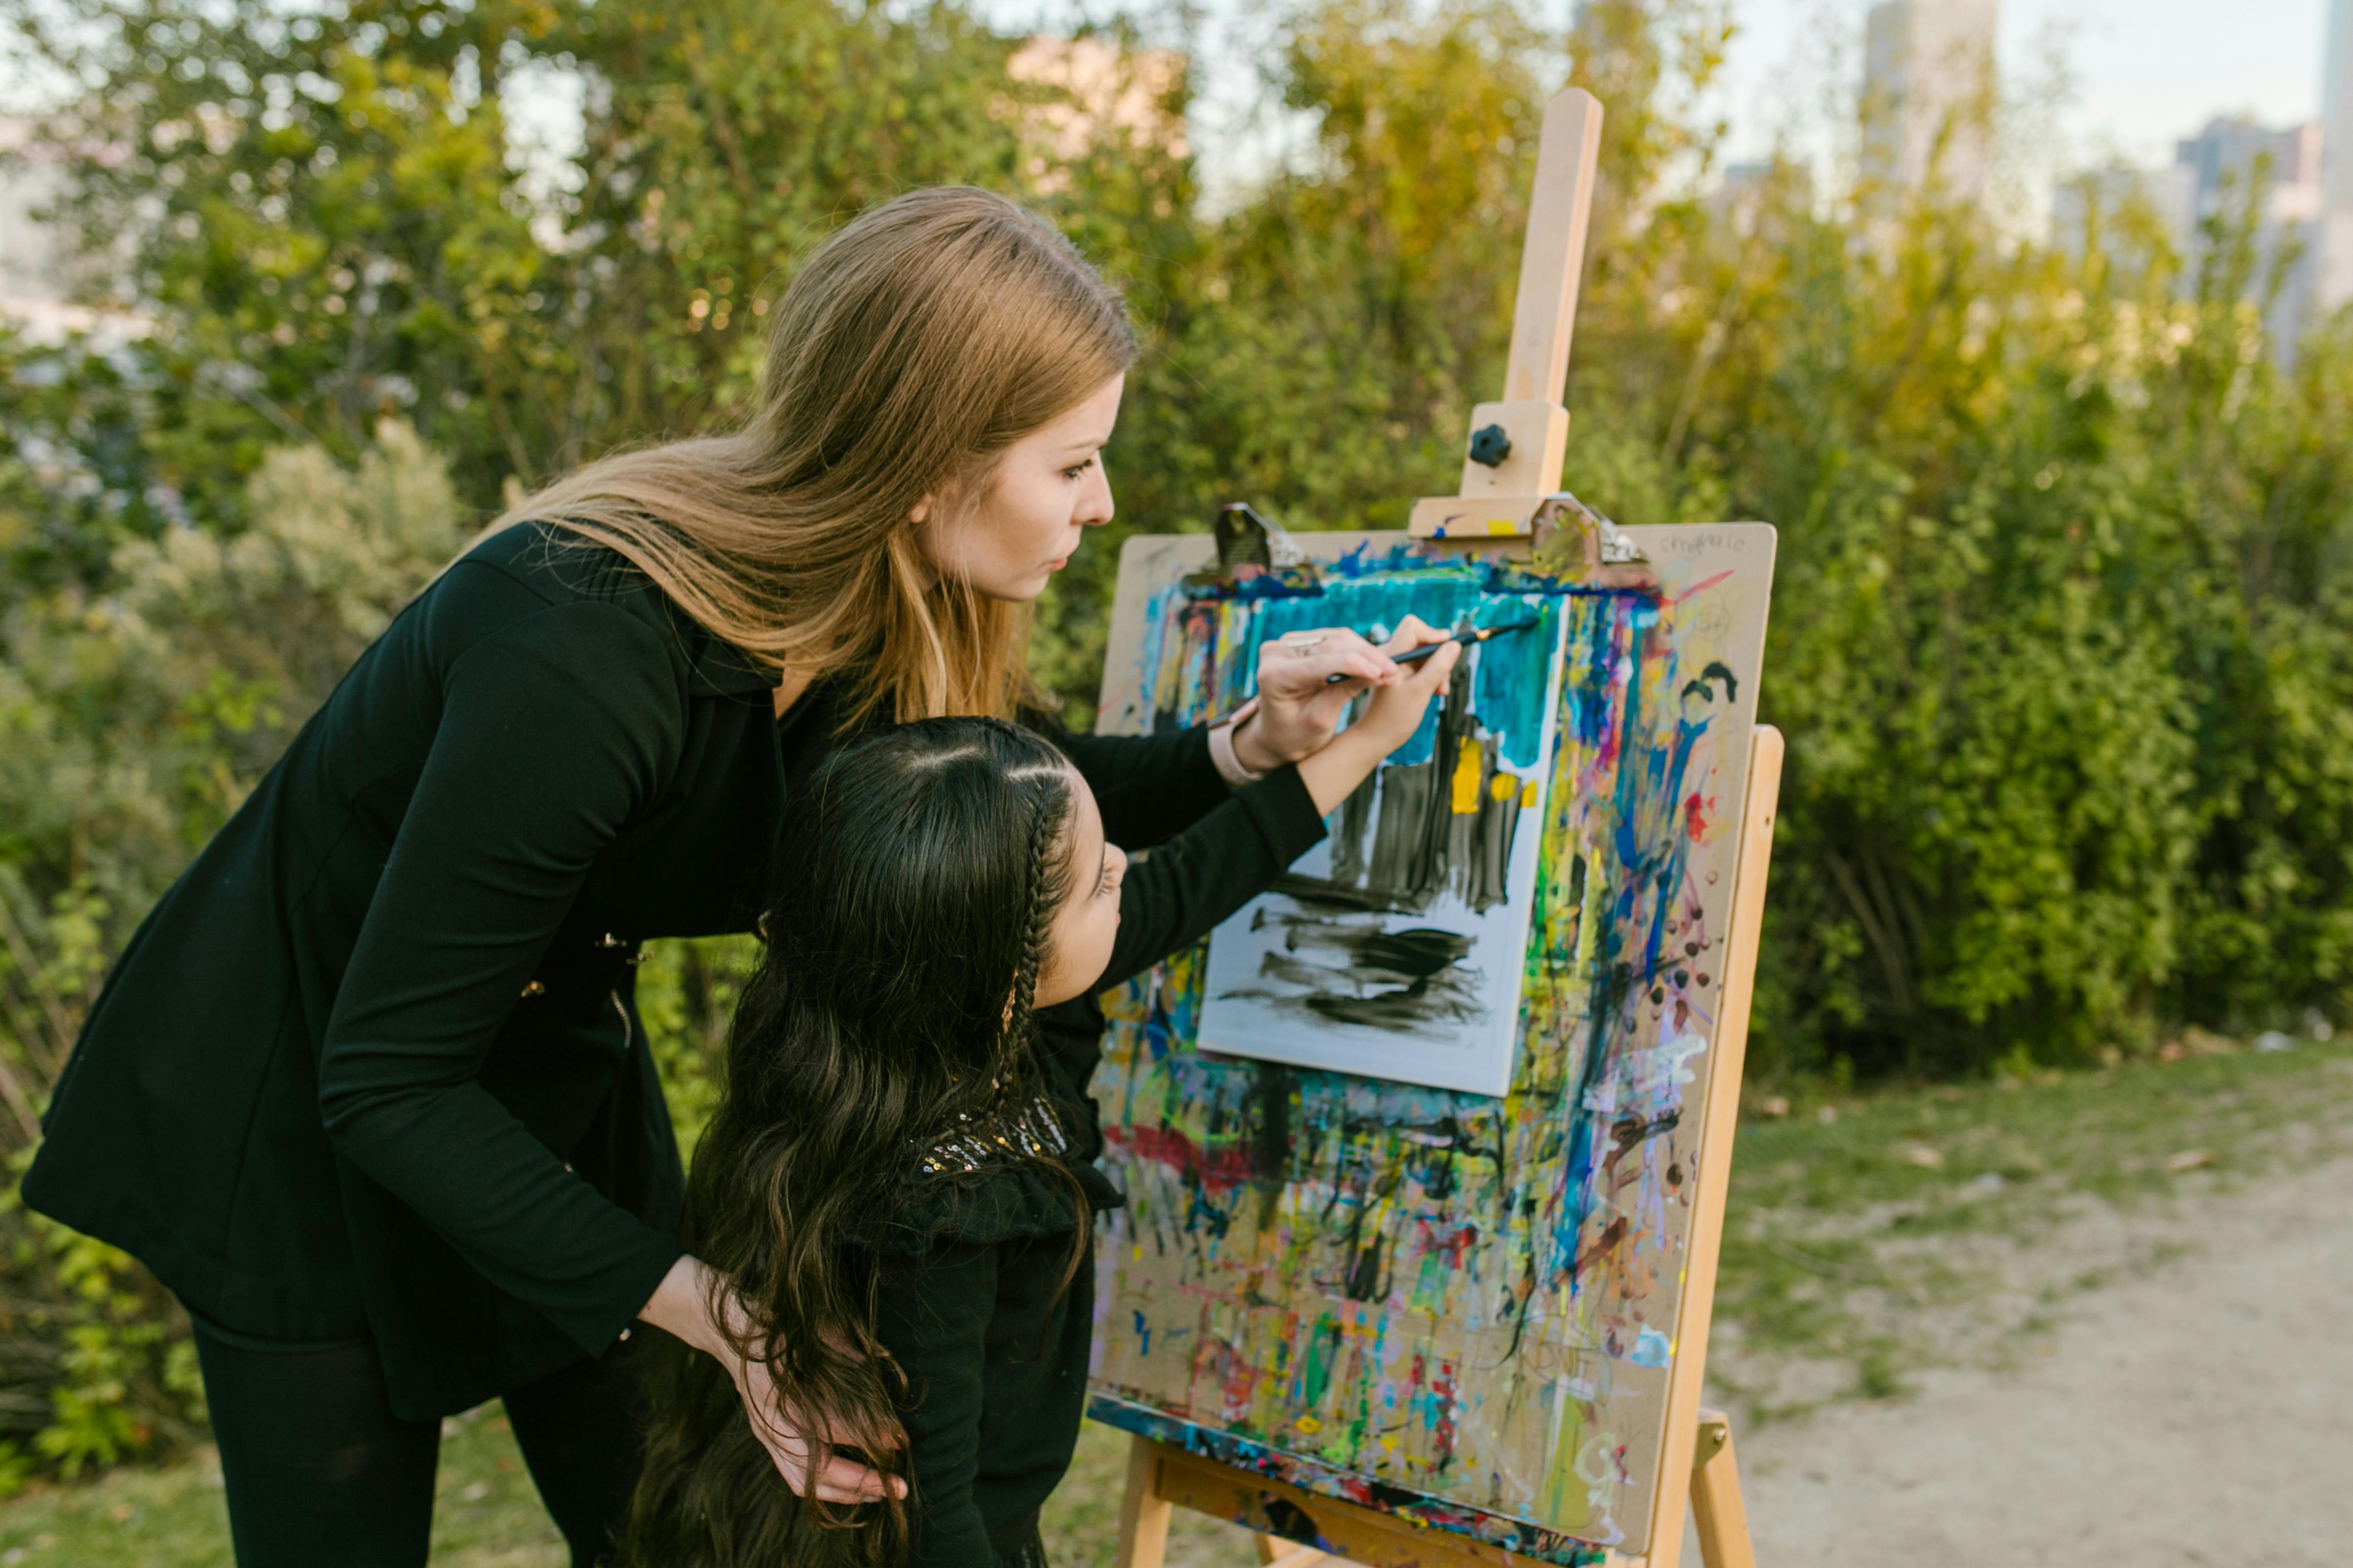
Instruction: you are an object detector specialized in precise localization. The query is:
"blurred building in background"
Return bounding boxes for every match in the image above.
[2051,161,2196,269]
[1704,158,1818,237]
[0,115,72,338]
[2321,0,2353,314]
[1005,36,1186,196]
[2174,117,2322,358]
[2049,0,2343,367]
[0,114,146,349]
[1860,0,2001,205]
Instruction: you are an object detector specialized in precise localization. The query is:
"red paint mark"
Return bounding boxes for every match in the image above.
[1670,568,1736,605]
[1217,1338,1260,1420]
[1414,1218,1479,1271]
[1406,1350,1461,1466]
[1103,1123,1256,1190]
[1683,791,1711,839]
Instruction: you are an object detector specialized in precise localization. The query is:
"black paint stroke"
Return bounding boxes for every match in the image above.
[1295,658,1527,918]
[1680,659,1738,706]
[1216,647,1554,1036]
[1223,915,1481,1030]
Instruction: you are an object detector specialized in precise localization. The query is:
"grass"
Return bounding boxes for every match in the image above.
[0,1405,566,1567]
[11,1035,2353,1561]
[0,1395,1261,1566]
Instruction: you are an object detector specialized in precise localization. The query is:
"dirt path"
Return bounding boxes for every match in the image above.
[1686,1151,2353,1566]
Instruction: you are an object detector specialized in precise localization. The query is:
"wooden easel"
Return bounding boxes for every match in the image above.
[1105,83,1778,1568]
[1110,729,1778,1568]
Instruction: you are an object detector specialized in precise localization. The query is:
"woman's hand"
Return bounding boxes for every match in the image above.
[1228,623,1410,774]
[1295,621,1462,815]
[639,1254,907,1503]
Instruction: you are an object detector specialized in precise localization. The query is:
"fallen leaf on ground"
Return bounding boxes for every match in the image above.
[2164,1149,2216,1172]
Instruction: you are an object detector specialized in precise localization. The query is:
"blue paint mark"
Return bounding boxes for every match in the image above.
[1629,1326,1671,1367]
[1473,596,1560,769]
[1133,1310,1152,1357]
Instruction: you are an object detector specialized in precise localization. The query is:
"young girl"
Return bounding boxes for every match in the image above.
[624,628,1460,1567]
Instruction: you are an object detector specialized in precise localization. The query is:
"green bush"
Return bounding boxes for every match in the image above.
[634,936,761,1160]
[0,418,469,1483]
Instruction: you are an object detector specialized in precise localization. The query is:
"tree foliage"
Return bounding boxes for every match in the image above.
[0,417,468,1474]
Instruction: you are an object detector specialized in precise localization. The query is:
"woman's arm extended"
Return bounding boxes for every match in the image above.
[1092,620,1460,993]
[1049,622,1402,850]
[318,597,685,1351]
[1050,724,1230,851]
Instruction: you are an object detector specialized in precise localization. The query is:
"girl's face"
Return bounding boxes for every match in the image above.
[1032,770,1128,1008]
[913,375,1123,603]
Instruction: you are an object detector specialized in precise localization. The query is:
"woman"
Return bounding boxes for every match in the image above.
[23,187,1399,1566]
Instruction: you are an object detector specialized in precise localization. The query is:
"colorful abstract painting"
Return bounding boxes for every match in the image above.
[1184,579,1570,1095]
[1086,526,1776,1558]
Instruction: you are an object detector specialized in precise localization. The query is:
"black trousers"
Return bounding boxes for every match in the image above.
[191,1318,644,1568]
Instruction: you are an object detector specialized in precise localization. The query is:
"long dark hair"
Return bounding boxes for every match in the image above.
[623,717,1082,1568]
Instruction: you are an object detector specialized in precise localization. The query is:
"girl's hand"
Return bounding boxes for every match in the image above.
[1229,625,1401,773]
[638,1254,906,1503]
[1295,620,1462,815]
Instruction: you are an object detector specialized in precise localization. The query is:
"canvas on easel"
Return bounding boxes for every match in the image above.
[1082,85,1782,1568]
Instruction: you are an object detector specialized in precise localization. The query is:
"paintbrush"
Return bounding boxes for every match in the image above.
[1322,618,1541,684]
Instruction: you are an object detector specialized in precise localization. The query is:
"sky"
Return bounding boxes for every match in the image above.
[1710,0,2329,166]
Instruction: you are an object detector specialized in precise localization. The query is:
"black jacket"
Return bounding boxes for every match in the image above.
[22,522,1238,1420]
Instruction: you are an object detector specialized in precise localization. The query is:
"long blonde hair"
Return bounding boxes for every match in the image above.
[495,187,1137,724]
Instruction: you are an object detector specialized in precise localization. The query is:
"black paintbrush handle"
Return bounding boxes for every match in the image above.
[1322,619,1539,683]
[1389,639,1454,668]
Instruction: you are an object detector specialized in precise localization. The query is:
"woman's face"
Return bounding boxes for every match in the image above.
[1032,770,1128,1008]
[915,374,1124,602]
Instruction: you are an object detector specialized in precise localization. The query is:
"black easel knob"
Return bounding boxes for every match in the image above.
[1468,424,1513,467]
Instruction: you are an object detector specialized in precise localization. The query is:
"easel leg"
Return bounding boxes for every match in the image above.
[1688,1410,1757,1568]
[1117,1434,1174,1568]
[1253,1533,1335,1566]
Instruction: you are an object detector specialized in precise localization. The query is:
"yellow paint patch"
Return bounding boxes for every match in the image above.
[1296,1415,1323,1434]
[1490,772,1518,802]
[1450,738,1484,815]
[1541,1394,1592,1529]
[1521,780,1539,809]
